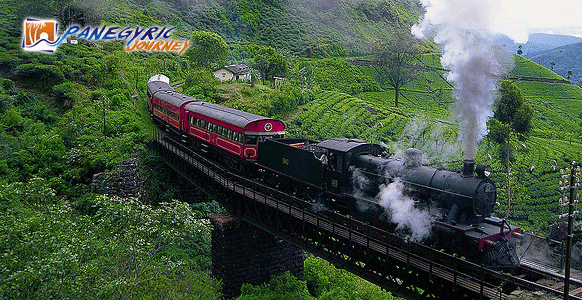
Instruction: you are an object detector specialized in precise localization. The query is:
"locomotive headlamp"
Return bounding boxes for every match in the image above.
[475,163,492,178]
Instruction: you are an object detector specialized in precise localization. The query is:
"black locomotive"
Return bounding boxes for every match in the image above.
[258,137,521,268]
[147,75,521,269]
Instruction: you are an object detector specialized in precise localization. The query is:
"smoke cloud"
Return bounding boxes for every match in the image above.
[350,164,434,241]
[377,179,433,241]
[412,0,515,160]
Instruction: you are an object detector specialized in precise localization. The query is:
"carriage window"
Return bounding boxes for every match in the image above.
[245,135,258,145]
[227,130,233,140]
[259,136,270,143]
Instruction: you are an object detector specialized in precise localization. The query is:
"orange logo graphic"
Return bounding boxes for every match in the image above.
[22,18,59,52]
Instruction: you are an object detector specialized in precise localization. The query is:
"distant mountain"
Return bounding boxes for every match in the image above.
[496,33,582,57]
[525,42,582,86]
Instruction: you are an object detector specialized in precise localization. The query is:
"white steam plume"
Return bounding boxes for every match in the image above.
[377,179,432,241]
[412,0,515,160]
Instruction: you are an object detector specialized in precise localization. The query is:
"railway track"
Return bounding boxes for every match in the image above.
[155,133,582,299]
[509,258,582,299]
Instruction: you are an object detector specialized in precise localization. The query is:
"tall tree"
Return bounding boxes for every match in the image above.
[248,44,288,84]
[372,28,421,107]
[487,80,533,218]
[185,30,228,70]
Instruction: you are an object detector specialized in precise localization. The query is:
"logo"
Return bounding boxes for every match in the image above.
[22,18,59,53]
[21,18,191,54]
[264,123,273,132]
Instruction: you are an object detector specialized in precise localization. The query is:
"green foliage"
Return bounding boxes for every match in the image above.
[248,44,288,83]
[237,272,313,300]
[301,40,346,58]
[269,84,308,118]
[495,81,525,125]
[309,58,379,95]
[183,70,223,103]
[53,81,81,110]
[14,63,65,90]
[236,256,399,299]
[1,107,23,132]
[186,30,229,70]
[0,191,220,300]
[488,81,533,165]
[287,90,411,144]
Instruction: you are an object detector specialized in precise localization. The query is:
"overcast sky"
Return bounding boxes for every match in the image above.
[499,0,582,40]
[415,0,582,42]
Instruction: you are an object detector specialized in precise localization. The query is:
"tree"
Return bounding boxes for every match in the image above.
[248,44,288,84]
[185,30,228,70]
[372,28,421,107]
[252,54,270,84]
[493,81,533,139]
[487,80,533,218]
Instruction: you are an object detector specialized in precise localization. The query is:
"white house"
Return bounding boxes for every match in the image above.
[214,64,251,81]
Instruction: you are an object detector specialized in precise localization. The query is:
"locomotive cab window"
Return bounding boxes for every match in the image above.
[334,155,343,172]
[258,136,270,143]
[245,135,258,145]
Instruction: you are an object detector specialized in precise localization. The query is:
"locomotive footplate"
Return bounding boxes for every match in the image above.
[434,218,521,249]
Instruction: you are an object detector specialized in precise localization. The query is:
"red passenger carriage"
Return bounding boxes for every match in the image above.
[147,74,285,168]
[184,102,285,160]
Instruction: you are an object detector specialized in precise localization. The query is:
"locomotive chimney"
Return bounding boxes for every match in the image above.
[462,159,475,177]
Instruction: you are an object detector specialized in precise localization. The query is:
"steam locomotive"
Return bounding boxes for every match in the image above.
[147,74,521,269]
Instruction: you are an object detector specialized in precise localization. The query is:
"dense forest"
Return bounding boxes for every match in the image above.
[1,0,582,298]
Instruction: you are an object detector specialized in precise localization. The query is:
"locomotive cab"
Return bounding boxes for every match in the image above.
[316,138,385,194]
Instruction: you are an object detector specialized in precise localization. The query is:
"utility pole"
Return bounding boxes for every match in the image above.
[563,161,580,300]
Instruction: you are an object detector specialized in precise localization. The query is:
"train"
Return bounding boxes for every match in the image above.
[147,74,522,269]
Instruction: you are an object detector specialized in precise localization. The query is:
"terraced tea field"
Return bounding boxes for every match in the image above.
[288,55,582,232]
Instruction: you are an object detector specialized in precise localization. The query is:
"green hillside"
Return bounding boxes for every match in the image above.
[285,55,582,232]
[526,42,582,86]
[1,0,421,56]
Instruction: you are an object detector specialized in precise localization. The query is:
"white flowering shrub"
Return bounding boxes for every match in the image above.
[0,186,219,300]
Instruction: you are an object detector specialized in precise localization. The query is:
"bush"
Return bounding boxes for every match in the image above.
[0,107,23,131]
[14,63,64,89]
[269,85,304,117]
[53,82,79,110]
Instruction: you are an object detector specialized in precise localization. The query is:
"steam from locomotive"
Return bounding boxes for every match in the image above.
[376,178,433,241]
[352,150,435,242]
[412,0,514,160]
